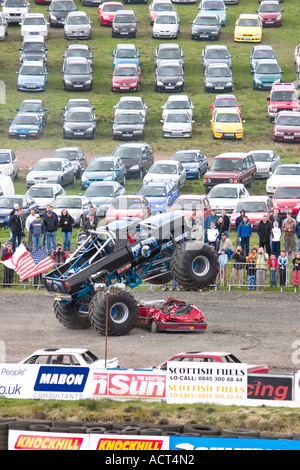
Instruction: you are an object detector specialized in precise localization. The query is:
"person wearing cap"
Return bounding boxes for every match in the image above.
[29,214,45,253]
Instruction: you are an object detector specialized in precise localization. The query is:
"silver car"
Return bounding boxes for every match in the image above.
[52,195,92,226]
[64,11,92,40]
[26,157,76,188]
[248,150,281,179]
[0,149,18,180]
[26,183,66,213]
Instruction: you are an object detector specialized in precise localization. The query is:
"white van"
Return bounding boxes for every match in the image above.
[0,175,15,196]
[3,0,30,24]
[0,149,18,180]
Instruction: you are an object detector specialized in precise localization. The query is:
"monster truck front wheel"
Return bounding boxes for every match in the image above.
[54,299,91,330]
[89,291,138,336]
[170,241,219,291]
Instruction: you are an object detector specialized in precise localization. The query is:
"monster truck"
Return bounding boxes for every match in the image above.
[43,212,219,336]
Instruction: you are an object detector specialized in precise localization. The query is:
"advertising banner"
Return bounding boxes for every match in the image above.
[247,374,294,401]
[89,434,169,451]
[295,371,300,402]
[9,430,89,451]
[169,436,300,451]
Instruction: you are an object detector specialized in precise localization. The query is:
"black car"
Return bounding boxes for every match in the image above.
[112,10,138,38]
[62,58,93,91]
[112,111,145,141]
[154,60,184,92]
[112,142,153,179]
[190,13,221,40]
[47,0,77,27]
[204,63,234,92]
[63,107,96,140]
[52,147,87,178]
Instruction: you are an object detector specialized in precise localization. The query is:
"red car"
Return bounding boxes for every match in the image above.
[257,0,283,27]
[230,195,273,229]
[148,0,175,25]
[274,111,300,142]
[273,183,300,219]
[209,94,243,115]
[170,194,211,220]
[105,195,151,224]
[154,351,269,373]
[267,83,300,123]
[98,2,125,26]
[138,297,207,333]
[110,64,142,92]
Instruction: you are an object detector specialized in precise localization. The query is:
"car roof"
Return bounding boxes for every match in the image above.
[205,44,229,50]
[275,182,300,188]
[177,194,206,200]
[215,107,240,114]
[214,152,248,159]
[236,195,269,202]
[239,14,259,19]
[29,348,90,355]
[166,95,190,101]
[170,351,232,356]
[157,43,181,49]
[21,60,44,66]
[277,111,300,116]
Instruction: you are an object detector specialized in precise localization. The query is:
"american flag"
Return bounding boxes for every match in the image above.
[2,244,54,281]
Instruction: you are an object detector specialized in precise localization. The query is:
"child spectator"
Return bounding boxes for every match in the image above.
[207,220,219,250]
[268,253,278,287]
[292,252,300,287]
[271,220,281,258]
[246,247,257,290]
[278,250,288,288]
[217,248,228,286]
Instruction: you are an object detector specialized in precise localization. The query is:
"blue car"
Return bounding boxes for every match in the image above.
[198,0,227,26]
[139,180,179,214]
[0,194,39,227]
[17,59,48,92]
[112,44,140,68]
[8,113,42,139]
[83,181,126,217]
[81,155,127,189]
[172,149,208,179]
[249,45,277,72]
[16,99,47,130]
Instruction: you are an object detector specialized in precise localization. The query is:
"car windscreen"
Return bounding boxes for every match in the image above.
[13,115,38,125]
[165,113,189,123]
[33,161,62,171]
[27,187,53,198]
[52,1,76,10]
[202,1,224,10]
[64,63,90,74]
[66,15,89,25]
[115,114,142,124]
[173,199,202,210]
[238,19,259,27]
[211,158,243,171]
[274,166,300,175]
[87,161,114,172]
[85,186,114,197]
[118,100,143,110]
[22,43,45,52]
[155,15,176,24]
[271,91,297,101]
[166,100,189,109]
[67,112,93,122]
[113,148,141,159]
[140,186,167,197]
[214,98,238,107]
[277,116,300,126]
[103,4,124,11]
[52,150,79,161]
[0,153,11,164]
[115,49,138,58]
[150,163,177,174]
[194,15,218,25]
[274,187,300,199]
[20,102,43,113]
[111,198,141,209]
[253,50,275,59]
[114,66,137,76]
[20,65,44,75]
[173,152,199,162]
[251,153,271,162]
[0,197,22,208]
[4,0,27,6]
[153,4,174,11]
[207,66,231,77]
[235,202,267,212]
[215,113,240,123]
[260,3,280,12]
[205,49,229,59]
[208,187,238,198]
[114,14,135,23]
[53,198,82,209]
[157,48,181,60]
[158,65,182,76]
[67,49,90,59]
[255,63,280,74]
[23,17,46,25]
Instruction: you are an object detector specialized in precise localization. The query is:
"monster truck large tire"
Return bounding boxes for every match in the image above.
[170,241,219,290]
[89,291,138,336]
[54,299,91,330]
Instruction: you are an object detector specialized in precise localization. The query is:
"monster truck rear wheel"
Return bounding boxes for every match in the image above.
[54,299,91,329]
[170,241,219,290]
[89,291,138,336]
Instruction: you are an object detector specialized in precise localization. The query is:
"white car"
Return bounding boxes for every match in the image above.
[114,96,148,120]
[266,163,300,194]
[248,149,281,179]
[52,195,92,226]
[0,149,18,180]
[152,11,180,39]
[162,110,194,138]
[19,348,119,368]
[0,13,8,41]
[20,13,49,40]
[161,94,194,120]
[144,159,186,188]
[26,183,66,214]
[207,183,249,215]
[294,43,300,69]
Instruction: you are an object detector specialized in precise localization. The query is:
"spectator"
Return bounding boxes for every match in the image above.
[29,213,45,253]
[204,209,218,242]
[282,212,296,257]
[207,220,219,250]
[295,217,300,253]
[51,244,67,267]
[269,208,282,229]
[60,209,74,252]
[292,252,300,287]
[271,220,281,258]
[188,211,202,240]
[268,253,278,287]
[42,205,58,221]
[26,208,37,252]
[218,233,234,258]
[43,210,58,255]
[8,209,23,252]
[237,215,252,256]
[246,247,257,290]
[217,248,228,286]
[221,209,230,237]
[2,242,14,287]
[84,205,99,226]
[254,247,269,291]
[257,215,272,255]
[230,246,246,288]
[235,209,245,246]
[278,250,288,288]
[83,213,98,234]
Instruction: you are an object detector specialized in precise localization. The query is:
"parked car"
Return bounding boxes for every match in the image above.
[267,83,300,123]
[154,43,184,69]
[170,194,211,219]
[162,110,194,138]
[112,43,140,68]
[256,0,283,27]
[111,10,138,38]
[52,195,92,226]
[26,184,65,214]
[98,2,126,26]
[19,34,47,64]
[0,149,19,180]
[273,183,300,219]
[210,108,244,140]
[273,111,300,143]
[266,163,300,194]
[252,58,283,90]
[190,13,221,40]
[0,194,38,227]
[139,180,179,214]
[105,194,151,224]
[247,149,281,179]
[230,196,273,229]
[64,11,92,40]
[112,111,145,140]
[201,44,232,71]
[234,14,262,42]
[83,181,126,217]
[16,99,47,130]
[148,0,175,25]
[154,60,184,92]
[63,44,93,69]
[249,44,277,71]
[19,348,119,368]
[0,176,14,197]
[152,11,180,39]
[51,147,87,178]
[110,63,141,92]
[204,62,234,92]
[20,13,49,40]
[26,157,75,188]
[294,43,300,70]
[8,113,42,139]
[209,94,242,115]
[16,59,48,92]
[198,0,227,26]
[153,351,269,373]
[62,57,93,91]
[0,12,8,41]
[114,96,148,121]
[81,156,126,189]
[48,0,77,27]
[207,183,249,215]
[172,149,208,179]
[62,98,96,118]
[203,152,257,193]
[112,142,153,179]
[3,0,30,24]
[144,159,186,189]
[161,94,194,120]
[62,107,97,140]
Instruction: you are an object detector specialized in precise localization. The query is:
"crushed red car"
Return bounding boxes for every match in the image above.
[137,297,207,333]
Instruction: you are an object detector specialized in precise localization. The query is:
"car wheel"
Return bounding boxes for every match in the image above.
[150,320,159,334]
[139,170,143,180]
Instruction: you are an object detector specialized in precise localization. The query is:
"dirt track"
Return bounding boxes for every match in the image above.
[0,288,299,374]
